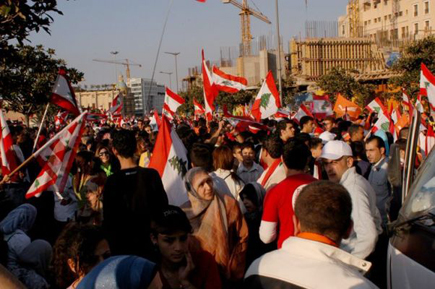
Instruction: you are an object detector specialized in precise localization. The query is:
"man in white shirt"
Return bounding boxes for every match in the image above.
[237,143,264,184]
[321,140,382,259]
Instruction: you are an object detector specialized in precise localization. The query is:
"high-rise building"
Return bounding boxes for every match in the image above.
[129,78,165,116]
[339,0,435,48]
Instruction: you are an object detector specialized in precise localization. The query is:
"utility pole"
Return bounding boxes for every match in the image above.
[160,71,173,90]
[165,52,180,92]
[275,0,283,104]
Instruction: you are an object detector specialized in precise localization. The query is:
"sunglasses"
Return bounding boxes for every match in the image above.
[99,151,109,157]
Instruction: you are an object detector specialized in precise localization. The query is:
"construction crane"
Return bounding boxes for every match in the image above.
[222,0,271,56]
[92,59,142,86]
[348,0,360,38]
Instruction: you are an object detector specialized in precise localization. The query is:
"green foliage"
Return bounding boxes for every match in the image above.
[317,67,375,106]
[0,45,84,117]
[389,36,435,100]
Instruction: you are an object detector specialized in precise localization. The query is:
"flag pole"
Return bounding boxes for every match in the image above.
[32,103,50,153]
[0,154,36,186]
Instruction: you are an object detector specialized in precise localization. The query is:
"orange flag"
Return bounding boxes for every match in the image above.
[395,113,410,135]
[333,94,362,120]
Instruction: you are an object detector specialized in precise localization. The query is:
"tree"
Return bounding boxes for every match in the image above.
[0,45,83,122]
[317,67,375,106]
[389,36,435,100]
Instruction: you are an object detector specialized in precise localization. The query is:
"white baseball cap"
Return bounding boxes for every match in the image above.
[320,140,353,160]
[319,131,336,143]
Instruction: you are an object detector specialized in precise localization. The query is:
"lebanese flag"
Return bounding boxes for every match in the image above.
[109,93,123,116]
[275,108,291,119]
[54,111,69,127]
[0,109,18,176]
[415,94,425,113]
[311,94,333,119]
[212,66,247,93]
[402,89,413,115]
[202,50,218,121]
[85,113,108,123]
[50,69,81,116]
[149,110,161,130]
[193,98,205,119]
[390,106,401,124]
[26,112,87,199]
[251,71,281,121]
[420,63,435,111]
[292,104,313,124]
[162,87,185,120]
[149,116,189,206]
[366,97,387,115]
[372,110,396,140]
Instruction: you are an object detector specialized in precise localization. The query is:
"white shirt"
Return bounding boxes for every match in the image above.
[245,237,377,289]
[237,162,264,184]
[211,169,246,213]
[340,167,383,259]
[256,161,287,192]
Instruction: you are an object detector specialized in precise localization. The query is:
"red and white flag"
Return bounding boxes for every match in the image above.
[162,87,185,120]
[426,125,435,156]
[366,97,387,115]
[372,110,396,140]
[193,98,205,119]
[212,66,247,93]
[149,116,189,206]
[292,104,313,124]
[108,93,123,116]
[202,50,218,121]
[420,63,435,111]
[26,113,87,199]
[54,111,69,127]
[149,110,161,130]
[50,70,81,116]
[0,109,18,176]
[251,71,281,121]
[402,89,413,115]
[415,94,425,114]
[311,94,333,119]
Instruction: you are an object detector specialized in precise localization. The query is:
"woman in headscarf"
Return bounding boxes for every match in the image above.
[77,255,161,289]
[0,204,52,289]
[182,167,248,287]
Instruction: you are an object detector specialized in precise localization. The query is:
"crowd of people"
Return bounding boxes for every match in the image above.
[0,110,419,288]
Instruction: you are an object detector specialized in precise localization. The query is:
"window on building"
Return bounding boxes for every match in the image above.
[368,20,371,25]
[389,14,392,19]
[414,4,418,17]
[399,11,403,17]
[385,15,388,21]
[425,1,430,14]
[425,20,430,31]
[402,26,406,38]
[415,23,419,34]
[365,21,368,26]
[374,18,377,23]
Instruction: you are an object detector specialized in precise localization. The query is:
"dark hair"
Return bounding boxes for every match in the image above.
[295,181,352,241]
[151,205,192,235]
[282,140,311,171]
[323,116,335,123]
[213,146,235,171]
[300,116,314,128]
[190,143,213,172]
[350,141,368,161]
[262,135,283,159]
[239,184,260,209]
[349,124,363,138]
[51,223,108,288]
[399,127,409,140]
[366,135,386,150]
[241,142,255,152]
[112,129,137,158]
[276,119,293,136]
[310,138,323,150]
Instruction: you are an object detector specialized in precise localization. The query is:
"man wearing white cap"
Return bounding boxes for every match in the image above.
[320,140,382,259]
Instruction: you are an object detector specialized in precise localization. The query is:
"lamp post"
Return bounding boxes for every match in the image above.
[110,51,119,83]
[275,0,283,104]
[165,52,180,92]
[160,71,173,90]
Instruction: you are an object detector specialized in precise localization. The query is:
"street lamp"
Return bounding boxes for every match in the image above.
[160,71,173,90]
[165,52,180,92]
[275,0,283,104]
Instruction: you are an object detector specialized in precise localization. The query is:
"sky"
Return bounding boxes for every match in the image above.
[28,0,348,90]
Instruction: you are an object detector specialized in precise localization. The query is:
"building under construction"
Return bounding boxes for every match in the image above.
[289,37,386,82]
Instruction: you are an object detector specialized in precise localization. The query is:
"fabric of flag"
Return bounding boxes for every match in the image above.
[26,112,87,199]
[292,104,313,124]
[333,94,362,120]
[366,97,387,115]
[390,107,401,124]
[251,71,281,121]
[85,113,108,123]
[193,98,205,118]
[50,70,81,116]
[415,94,425,113]
[311,95,333,119]
[54,111,69,127]
[162,87,185,120]
[0,109,18,176]
[202,50,218,121]
[212,66,247,93]
[149,116,189,206]
[274,108,291,119]
[402,89,413,115]
[108,93,123,116]
[420,63,435,111]
[395,113,409,135]
[372,110,396,141]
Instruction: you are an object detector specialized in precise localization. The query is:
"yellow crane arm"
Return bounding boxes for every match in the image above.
[222,0,271,24]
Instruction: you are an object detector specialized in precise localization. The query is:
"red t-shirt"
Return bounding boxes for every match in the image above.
[262,174,317,248]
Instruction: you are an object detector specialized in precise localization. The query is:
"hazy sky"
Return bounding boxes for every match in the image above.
[28,0,348,89]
